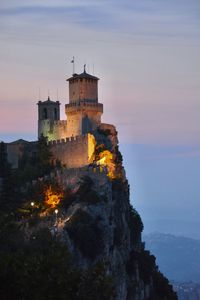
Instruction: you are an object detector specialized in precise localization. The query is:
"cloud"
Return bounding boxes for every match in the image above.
[0,0,200,146]
[0,0,199,43]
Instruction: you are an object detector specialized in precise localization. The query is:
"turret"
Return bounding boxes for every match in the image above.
[37,97,60,139]
[65,68,103,137]
[67,67,99,103]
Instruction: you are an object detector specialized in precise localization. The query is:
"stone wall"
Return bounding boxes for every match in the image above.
[44,165,108,190]
[69,78,98,103]
[6,140,37,169]
[38,120,68,141]
[48,133,96,168]
[65,101,103,137]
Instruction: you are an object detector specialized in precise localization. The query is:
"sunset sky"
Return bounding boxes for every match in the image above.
[1,0,200,237]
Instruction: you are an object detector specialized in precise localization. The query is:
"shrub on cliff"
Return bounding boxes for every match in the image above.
[16,135,53,185]
[0,142,14,210]
[97,128,112,137]
[65,209,104,260]
[129,206,144,244]
[0,223,113,300]
[126,249,177,299]
[149,271,177,300]
[77,176,102,204]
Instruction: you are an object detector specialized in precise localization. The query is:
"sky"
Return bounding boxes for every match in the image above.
[0,0,200,238]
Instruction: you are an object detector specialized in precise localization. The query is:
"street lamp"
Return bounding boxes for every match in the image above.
[55,209,58,224]
[31,202,35,207]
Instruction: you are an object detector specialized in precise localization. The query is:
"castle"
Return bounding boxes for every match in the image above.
[6,68,116,169]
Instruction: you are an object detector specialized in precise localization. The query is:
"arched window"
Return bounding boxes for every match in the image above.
[43,108,48,119]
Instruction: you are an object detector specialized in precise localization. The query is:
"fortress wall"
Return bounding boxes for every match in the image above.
[49,134,96,168]
[6,144,22,169]
[53,120,68,140]
[54,166,109,190]
[38,120,68,141]
[38,120,51,139]
[6,141,37,169]
[30,165,109,194]
[66,113,82,137]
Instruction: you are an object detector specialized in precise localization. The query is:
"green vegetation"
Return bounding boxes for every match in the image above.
[77,176,103,204]
[0,142,14,210]
[65,209,104,260]
[0,224,114,300]
[59,176,105,210]
[0,138,177,300]
[126,249,177,299]
[17,135,54,184]
[149,271,177,300]
[59,187,76,210]
[97,128,112,137]
[94,143,107,161]
[114,145,123,164]
[0,139,114,299]
[129,205,144,244]
[0,137,55,213]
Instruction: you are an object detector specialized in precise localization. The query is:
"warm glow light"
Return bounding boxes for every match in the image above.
[45,186,63,208]
[31,202,35,207]
[96,150,116,179]
[55,209,58,214]
[88,134,96,162]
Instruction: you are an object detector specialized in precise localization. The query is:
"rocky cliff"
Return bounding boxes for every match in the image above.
[55,127,177,299]
[0,130,177,299]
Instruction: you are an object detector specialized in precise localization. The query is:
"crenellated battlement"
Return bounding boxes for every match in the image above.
[47,134,89,146]
[49,133,96,169]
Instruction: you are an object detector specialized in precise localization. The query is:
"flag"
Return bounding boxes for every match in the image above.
[71,57,74,63]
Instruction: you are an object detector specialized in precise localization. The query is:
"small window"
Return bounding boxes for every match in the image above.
[54,108,57,119]
[43,108,48,119]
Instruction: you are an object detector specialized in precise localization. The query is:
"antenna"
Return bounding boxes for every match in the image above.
[71,56,75,74]
[56,88,59,101]
[93,63,94,75]
[38,87,41,100]
[48,89,50,100]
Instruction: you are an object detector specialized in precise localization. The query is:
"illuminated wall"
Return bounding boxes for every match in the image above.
[49,133,95,168]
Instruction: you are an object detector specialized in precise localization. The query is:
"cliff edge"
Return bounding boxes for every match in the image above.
[0,129,177,299]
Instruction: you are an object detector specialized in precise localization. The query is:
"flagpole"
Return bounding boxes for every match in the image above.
[71,56,75,75]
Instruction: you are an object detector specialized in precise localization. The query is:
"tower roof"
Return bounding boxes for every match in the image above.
[37,96,60,105]
[67,71,99,81]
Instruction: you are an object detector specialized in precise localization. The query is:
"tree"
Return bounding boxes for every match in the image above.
[36,135,53,176]
[0,142,13,209]
[0,142,8,177]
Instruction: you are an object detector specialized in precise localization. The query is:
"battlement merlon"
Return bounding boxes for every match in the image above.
[65,102,103,114]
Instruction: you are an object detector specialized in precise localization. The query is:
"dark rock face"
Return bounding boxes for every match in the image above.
[54,129,177,300]
[2,128,176,299]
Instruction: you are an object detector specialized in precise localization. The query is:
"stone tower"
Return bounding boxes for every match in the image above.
[65,68,103,137]
[37,68,103,141]
[37,97,60,139]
